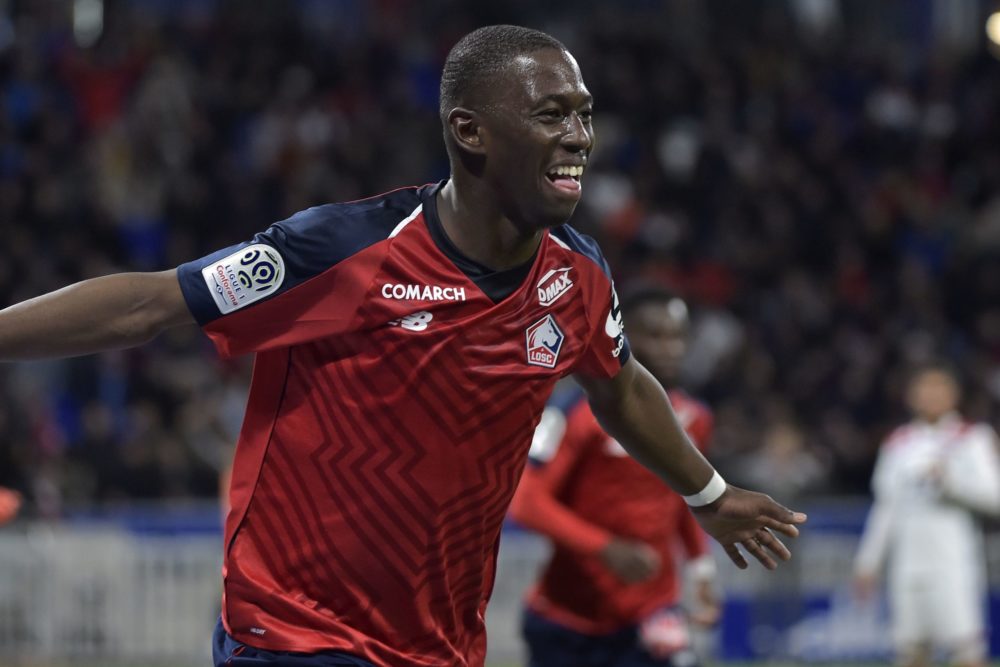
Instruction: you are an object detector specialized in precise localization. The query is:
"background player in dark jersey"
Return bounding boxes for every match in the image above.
[511,287,719,667]
[0,25,805,667]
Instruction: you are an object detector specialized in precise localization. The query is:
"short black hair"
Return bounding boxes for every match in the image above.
[439,25,566,118]
[619,284,689,324]
[907,359,960,385]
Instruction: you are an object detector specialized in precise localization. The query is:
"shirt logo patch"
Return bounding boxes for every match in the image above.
[536,267,574,307]
[381,283,467,301]
[202,244,285,315]
[389,311,433,331]
[605,284,625,358]
[525,314,565,369]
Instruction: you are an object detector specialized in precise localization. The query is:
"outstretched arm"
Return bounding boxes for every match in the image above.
[0,270,194,361]
[576,356,807,570]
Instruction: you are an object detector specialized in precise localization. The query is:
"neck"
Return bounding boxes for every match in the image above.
[436,177,544,271]
[921,411,955,426]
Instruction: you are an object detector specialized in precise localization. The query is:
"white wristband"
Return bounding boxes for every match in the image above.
[683,471,727,507]
[687,554,717,581]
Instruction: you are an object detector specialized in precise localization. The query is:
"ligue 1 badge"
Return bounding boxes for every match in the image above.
[525,314,565,368]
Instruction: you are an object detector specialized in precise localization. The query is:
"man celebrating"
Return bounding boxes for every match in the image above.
[0,26,804,667]
[512,288,719,667]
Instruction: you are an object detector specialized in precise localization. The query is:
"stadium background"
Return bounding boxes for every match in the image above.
[1,0,1000,664]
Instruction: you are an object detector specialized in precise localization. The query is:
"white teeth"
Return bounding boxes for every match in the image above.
[550,165,585,178]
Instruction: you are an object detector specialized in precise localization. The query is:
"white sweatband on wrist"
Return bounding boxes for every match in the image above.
[683,471,726,507]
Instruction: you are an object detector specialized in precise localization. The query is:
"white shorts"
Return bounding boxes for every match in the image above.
[890,571,984,650]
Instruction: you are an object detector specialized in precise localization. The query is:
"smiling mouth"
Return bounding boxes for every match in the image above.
[544,165,585,197]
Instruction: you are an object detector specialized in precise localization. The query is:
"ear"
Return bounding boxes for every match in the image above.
[447,107,487,156]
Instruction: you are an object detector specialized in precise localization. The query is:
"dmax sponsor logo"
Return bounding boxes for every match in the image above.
[526,314,565,369]
[381,283,467,301]
[536,267,574,306]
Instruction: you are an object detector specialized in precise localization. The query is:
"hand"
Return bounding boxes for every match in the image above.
[600,537,661,584]
[0,487,21,525]
[853,571,878,602]
[691,485,807,570]
[925,461,945,487]
[689,579,721,627]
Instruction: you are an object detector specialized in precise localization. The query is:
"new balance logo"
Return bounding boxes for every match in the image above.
[382,283,467,301]
[536,268,573,306]
[389,311,433,331]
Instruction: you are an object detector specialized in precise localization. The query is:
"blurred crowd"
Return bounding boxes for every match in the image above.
[1,0,1000,513]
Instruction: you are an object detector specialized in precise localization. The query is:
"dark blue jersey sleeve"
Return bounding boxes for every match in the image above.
[176,189,423,356]
[551,225,632,375]
[178,193,422,326]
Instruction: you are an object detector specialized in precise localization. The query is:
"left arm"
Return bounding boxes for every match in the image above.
[576,357,807,569]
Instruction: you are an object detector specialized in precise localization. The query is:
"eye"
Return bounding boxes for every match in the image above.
[536,108,564,122]
[579,109,594,122]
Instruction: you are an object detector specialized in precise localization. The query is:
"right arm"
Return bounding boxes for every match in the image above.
[853,445,895,598]
[0,270,193,361]
[853,500,893,590]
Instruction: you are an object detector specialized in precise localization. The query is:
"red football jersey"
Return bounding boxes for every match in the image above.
[510,390,713,635]
[176,182,630,666]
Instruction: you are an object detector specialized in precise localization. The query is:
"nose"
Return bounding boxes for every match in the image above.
[561,112,592,153]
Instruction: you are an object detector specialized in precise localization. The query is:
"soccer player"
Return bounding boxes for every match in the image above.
[854,363,1000,667]
[511,288,718,667]
[0,26,805,667]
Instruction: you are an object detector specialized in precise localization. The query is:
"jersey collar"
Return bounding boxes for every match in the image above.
[420,180,541,304]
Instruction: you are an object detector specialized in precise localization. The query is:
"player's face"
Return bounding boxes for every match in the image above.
[481,49,594,230]
[907,370,960,422]
[628,302,688,387]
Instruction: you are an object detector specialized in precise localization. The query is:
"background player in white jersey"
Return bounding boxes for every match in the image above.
[853,363,1000,667]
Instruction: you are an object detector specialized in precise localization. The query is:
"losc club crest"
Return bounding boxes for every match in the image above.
[525,314,565,369]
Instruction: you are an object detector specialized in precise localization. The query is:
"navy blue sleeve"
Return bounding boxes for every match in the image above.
[177,191,422,326]
[550,225,632,368]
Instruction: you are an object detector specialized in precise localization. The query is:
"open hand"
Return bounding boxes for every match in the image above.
[691,485,806,570]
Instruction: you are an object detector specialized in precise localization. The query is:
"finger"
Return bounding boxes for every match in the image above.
[759,515,800,538]
[724,543,748,570]
[763,501,808,525]
[755,528,791,561]
[743,538,777,570]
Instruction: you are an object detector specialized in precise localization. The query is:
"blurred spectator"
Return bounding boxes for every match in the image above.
[736,420,831,501]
